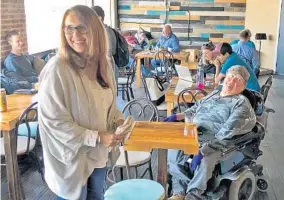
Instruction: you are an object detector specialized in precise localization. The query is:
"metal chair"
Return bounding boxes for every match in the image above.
[260,75,273,103]
[177,87,208,113]
[152,50,175,83]
[117,58,136,101]
[107,98,158,183]
[0,102,44,182]
[104,99,165,200]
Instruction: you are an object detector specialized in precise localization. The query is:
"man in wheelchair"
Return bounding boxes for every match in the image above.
[165,66,259,200]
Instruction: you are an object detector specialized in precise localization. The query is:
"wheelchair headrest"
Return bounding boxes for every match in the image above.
[241,89,257,111]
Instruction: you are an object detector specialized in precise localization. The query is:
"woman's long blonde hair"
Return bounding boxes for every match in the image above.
[59,5,109,88]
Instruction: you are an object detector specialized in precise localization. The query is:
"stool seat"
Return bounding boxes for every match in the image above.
[104,179,165,200]
[18,121,38,137]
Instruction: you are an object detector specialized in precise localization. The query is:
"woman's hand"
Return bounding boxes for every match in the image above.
[100,133,125,147]
[116,119,125,126]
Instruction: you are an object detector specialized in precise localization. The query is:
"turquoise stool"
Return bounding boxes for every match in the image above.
[104,179,165,200]
[18,121,38,137]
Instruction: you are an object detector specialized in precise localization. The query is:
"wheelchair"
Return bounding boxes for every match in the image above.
[167,88,275,200]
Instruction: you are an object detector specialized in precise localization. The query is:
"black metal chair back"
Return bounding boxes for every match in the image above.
[177,88,208,113]
[154,50,175,82]
[15,102,38,154]
[122,98,159,122]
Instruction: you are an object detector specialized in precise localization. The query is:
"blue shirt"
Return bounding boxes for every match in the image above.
[230,39,256,49]
[232,41,259,69]
[4,53,38,83]
[220,53,260,92]
[156,33,180,52]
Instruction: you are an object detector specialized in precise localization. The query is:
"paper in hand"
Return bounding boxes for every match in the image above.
[114,116,134,141]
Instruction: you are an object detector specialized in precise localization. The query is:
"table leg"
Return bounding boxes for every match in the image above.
[145,58,150,67]
[167,102,174,117]
[3,130,23,200]
[136,58,141,88]
[157,149,167,200]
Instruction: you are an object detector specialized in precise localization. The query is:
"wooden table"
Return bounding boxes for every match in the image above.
[135,50,191,88]
[165,77,215,116]
[124,121,199,198]
[0,94,34,200]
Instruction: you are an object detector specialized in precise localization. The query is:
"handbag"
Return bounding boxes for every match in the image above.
[144,76,166,105]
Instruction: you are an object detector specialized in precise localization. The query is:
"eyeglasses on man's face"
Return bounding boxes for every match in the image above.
[64,25,88,34]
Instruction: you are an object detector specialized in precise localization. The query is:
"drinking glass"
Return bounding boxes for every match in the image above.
[184,112,195,136]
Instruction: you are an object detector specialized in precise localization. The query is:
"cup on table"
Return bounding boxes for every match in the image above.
[205,73,215,87]
[184,112,195,136]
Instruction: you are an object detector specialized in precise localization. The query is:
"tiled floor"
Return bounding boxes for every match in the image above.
[1,75,284,200]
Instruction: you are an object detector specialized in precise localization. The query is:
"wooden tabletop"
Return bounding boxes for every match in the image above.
[135,50,190,61]
[124,121,199,154]
[0,94,34,131]
[165,77,215,103]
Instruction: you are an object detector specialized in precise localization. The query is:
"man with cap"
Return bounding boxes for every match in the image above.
[214,42,260,92]
[165,65,256,200]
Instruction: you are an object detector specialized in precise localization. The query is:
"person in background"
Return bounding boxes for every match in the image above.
[230,29,256,49]
[4,30,39,85]
[231,30,260,78]
[156,25,180,53]
[91,6,119,83]
[166,66,256,200]
[38,5,128,200]
[214,43,260,92]
[123,31,152,76]
[150,25,180,70]
[201,42,222,77]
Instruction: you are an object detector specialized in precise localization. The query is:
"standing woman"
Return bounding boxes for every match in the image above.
[38,5,125,200]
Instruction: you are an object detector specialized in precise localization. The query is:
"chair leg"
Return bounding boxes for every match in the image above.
[126,89,131,102]
[148,160,154,180]
[134,166,138,179]
[122,86,125,100]
[120,167,124,181]
[129,87,135,99]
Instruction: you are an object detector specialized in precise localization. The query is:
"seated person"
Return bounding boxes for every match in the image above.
[156,25,180,52]
[150,25,180,70]
[214,43,260,92]
[166,66,256,200]
[124,31,152,76]
[4,30,43,85]
[230,29,256,49]
[231,30,259,77]
[201,42,222,76]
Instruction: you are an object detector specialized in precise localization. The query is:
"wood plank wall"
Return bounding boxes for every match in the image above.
[118,0,246,48]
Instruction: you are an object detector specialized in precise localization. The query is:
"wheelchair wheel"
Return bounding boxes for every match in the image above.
[256,177,268,192]
[228,170,256,200]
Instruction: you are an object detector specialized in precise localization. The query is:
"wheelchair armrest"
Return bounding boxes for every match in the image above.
[207,123,265,149]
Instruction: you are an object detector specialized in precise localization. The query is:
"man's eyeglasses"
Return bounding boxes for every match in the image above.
[64,25,88,34]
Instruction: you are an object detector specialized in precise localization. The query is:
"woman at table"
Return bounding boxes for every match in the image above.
[201,41,222,78]
[38,5,126,200]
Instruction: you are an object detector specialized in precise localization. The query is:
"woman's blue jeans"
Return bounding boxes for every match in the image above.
[57,167,107,200]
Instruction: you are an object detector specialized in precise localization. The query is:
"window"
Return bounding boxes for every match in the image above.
[92,0,113,27]
[25,0,92,54]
